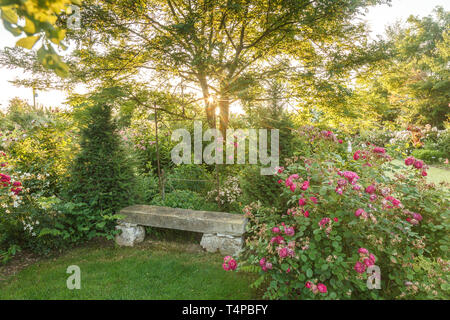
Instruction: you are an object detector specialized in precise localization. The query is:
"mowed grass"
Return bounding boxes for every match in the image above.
[391,159,450,184]
[0,240,259,300]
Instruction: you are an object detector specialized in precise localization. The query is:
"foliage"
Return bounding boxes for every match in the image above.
[166,164,214,194]
[206,175,241,213]
[1,102,75,196]
[355,7,449,128]
[68,0,389,132]
[0,0,82,76]
[412,149,446,164]
[67,94,136,214]
[37,200,121,247]
[151,190,219,212]
[238,127,449,299]
[0,103,76,258]
[134,172,159,205]
[239,165,287,211]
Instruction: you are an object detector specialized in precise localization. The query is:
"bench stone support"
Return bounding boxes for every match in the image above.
[115,222,145,247]
[115,205,247,256]
[200,233,244,256]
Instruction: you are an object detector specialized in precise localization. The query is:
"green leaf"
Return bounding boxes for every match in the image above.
[23,17,35,34]
[96,221,106,229]
[16,35,40,49]
[1,6,18,24]
[54,61,69,77]
[50,28,66,44]
[3,20,21,36]
[37,46,47,62]
[306,268,313,278]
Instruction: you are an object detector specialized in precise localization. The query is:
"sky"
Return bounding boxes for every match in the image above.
[0,0,448,113]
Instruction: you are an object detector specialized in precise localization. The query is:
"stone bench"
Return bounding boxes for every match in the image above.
[115,205,247,256]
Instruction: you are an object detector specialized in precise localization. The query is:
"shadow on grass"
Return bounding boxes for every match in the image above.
[0,237,261,300]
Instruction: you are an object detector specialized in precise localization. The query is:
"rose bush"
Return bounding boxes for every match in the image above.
[237,127,449,299]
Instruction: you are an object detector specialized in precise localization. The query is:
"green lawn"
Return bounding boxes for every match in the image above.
[0,240,259,300]
[391,159,450,184]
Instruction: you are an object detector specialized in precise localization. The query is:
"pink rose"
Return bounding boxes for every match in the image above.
[319,217,330,227]
[259,258,266,267]
[413,160,424,169]
[298,198,307,206]
[373,147,385,154]
[342,171,360,183]
[309,196,318,204]
[301,181,310,191]
[284,226,295,236]
[392,198,401,207]
[272,226,280,234]
[358,248,369,254]
[317,283,327,293]
[290,183,296,192]
[365,185,376,194]
[303,210,310,218]
[405,157,415,166]
[270,236,284,244]
[355,208,365,217]
[305,281,312,289]
[223,256,237,270]
[278,247,288,258]
[363,258,374,267]
[354,261,366,273]
[353,150,361,160]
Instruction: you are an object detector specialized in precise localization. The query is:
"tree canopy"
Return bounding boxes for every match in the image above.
[65,0,389,134]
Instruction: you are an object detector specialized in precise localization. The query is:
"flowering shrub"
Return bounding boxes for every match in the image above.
[1,116,74,196]
[1,101,137,259]
[207,176,242,211]
[357,125,449,163]
[239,127,449,299]
[0,149,38,260]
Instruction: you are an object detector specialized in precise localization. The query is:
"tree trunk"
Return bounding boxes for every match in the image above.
[198,73,216,129]
[218,95,229,139]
